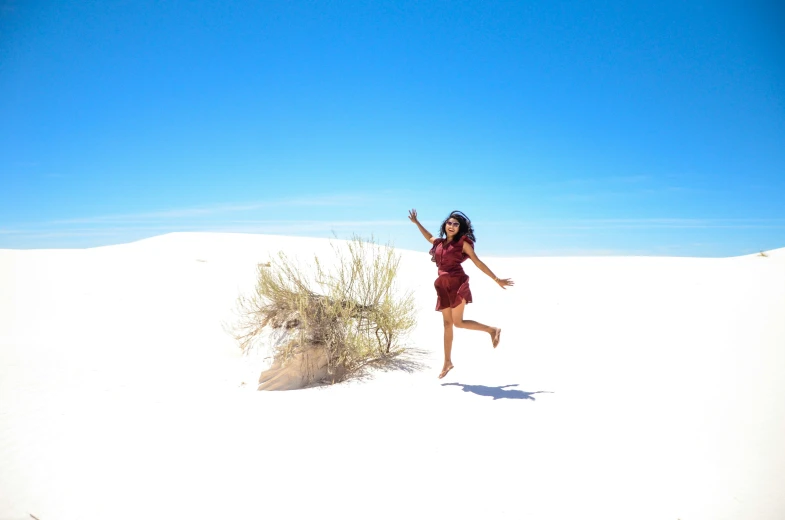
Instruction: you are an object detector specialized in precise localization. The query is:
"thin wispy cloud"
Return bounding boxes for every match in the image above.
[537,175,652,190]
[0,229,137,240]
[485,218,785,230]
[533,175,682,203]
[610,175,651,183]
[547,192,628,203]
[547,185,718,202]
[44,193,372,226]
[11,161,40,168]
[225,219,406,227]
[584,218,785,229]
[0,220,409,242]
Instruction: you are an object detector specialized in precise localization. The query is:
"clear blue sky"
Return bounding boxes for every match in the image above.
[1,0,783,256]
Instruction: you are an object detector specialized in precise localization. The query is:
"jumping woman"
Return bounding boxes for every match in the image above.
[408,209,514,379]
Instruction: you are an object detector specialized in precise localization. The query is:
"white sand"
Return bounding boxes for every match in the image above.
[1,232,784,520]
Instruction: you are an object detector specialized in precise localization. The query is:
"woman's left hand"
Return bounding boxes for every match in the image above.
[495,277,514,289]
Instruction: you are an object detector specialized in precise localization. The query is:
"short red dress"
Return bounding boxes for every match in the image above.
[430,236,473,311]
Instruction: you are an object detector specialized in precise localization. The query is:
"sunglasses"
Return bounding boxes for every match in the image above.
[445,221,461,227]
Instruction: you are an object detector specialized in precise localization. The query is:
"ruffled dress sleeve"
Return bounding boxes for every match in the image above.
[457,236,474,260]
[429,238,444,263]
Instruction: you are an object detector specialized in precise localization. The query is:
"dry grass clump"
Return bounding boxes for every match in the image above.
[232,235,416,385]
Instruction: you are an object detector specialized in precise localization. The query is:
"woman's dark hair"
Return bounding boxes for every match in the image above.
[439,210,476,243]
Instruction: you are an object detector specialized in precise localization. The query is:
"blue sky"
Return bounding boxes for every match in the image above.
[1,0,783,256]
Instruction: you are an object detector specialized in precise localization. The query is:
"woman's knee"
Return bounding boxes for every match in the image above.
[443,318,453,328]
[453,319,465,328]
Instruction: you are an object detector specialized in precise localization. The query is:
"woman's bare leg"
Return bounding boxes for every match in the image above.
[439,308,455,378]
[450,300,501,348]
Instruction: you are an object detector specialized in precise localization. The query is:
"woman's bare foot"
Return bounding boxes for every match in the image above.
[438,363,454,379]
[490,327,501,348]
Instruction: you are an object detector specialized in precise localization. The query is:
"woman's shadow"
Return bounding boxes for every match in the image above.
[442,382,551,400]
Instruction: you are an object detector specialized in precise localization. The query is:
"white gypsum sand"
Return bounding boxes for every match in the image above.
[1,232,784,520]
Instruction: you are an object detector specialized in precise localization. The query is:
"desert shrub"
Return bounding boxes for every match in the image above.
[232,235,416,384]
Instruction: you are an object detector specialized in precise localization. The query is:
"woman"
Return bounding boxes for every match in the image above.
[408,209,514,379]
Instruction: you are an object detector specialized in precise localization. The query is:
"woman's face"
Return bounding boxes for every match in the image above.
[445,217,461,238]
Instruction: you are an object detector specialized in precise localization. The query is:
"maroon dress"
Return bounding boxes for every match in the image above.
[430,236,473,311]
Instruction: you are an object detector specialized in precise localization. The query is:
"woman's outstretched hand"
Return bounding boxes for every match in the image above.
[495,278,514,289]
[408,209,419,223]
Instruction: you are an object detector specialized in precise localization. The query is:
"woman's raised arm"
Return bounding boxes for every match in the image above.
[408,209,436,244]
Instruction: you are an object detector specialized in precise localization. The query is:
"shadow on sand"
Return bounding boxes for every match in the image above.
[442,383,552,401]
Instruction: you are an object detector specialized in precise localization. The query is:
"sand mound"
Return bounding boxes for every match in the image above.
[257,346,331,390]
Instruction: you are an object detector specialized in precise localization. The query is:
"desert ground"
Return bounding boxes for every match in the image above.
[1,232,783,520]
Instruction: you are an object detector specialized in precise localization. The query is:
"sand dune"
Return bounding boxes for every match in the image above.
[1,233,784,520]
